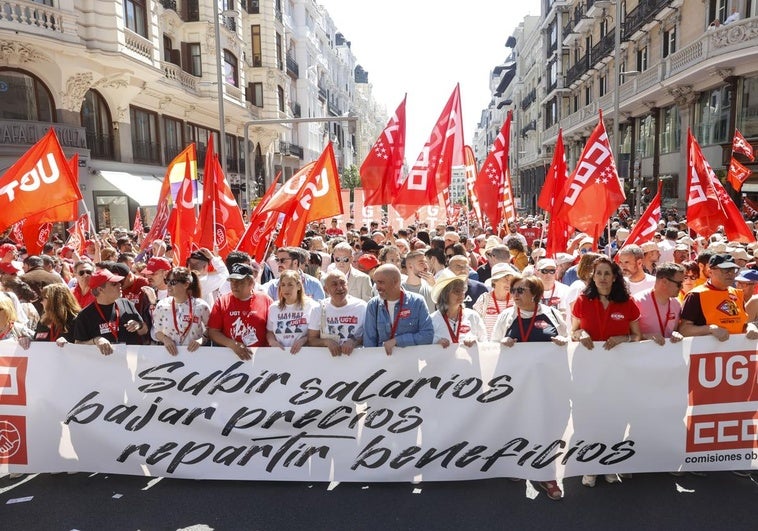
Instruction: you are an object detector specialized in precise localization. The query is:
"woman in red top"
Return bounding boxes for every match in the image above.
[571,255,640,489]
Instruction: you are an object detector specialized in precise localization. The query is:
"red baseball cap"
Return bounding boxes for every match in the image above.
[0,262,20,275]
[143,257,172,275]
[89,269,125,290]
[0,243,17,256]
[357,254,380,271]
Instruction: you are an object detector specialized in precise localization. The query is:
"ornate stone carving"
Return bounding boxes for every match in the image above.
[184,104,197,118]
[0,41,50,65]
[115,106,128,122]
[667,85,697,107]
[158,96,173,110]
[93,74,128,91]
[711,20,758,48]
[710,67,734,81]
[61,72,93,111]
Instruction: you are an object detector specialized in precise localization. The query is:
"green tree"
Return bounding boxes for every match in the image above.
[340,164,362,191]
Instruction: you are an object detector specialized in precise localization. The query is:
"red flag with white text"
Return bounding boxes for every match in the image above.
[166,153,198,265]
[620,181,662,251]
[687,129,755,242]
[0,129,81,229]
[236,173,281,258]
[393,85,464,217]
[66,213,90,255]
[727,156,752,191]
[732,129,755,161]
[464,145,482,224]
[361,95,406,206]
[541,130,572,258]
[553,111,625,243]
[194,136,245,258]
[475,111,511,230]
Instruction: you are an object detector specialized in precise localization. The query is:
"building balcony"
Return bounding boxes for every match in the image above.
[624,0,672,42]
[277,141,304,159]
[286,53,299,79]
[275,8,282,23]
[245,0,260,14]
[124,30,154,60]
[132,141,161,164]
[87,132,115,160]
[161,61,199,92]
[0,0,78,42]
[566,54,590,86]
[164,145,184,164]
[562,3,585,40]
[590,28,615,67]
[521,88,537,111]
[327,100,340,116]
[318,83,328,102]
[159,0,177,11]
[520,120,537,137]
[291,101,301,118]
[223,15,236,32]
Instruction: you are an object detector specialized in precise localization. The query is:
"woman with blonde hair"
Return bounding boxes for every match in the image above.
[0,295,32,349]
[266,269,317,354]
[35,284,81,346]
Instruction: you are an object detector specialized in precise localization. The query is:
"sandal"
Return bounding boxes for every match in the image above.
[539,480,563,500]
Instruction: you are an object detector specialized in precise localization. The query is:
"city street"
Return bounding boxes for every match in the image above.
[1,471,757,530]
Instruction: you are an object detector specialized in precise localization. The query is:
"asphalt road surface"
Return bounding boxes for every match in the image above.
[1,471,757,530]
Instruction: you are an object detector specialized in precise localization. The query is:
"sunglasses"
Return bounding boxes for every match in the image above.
[334,257,351,263]
[275,257,292,264]
[684,274,698,280]
[510,287,528,295]
[539,269,556,274]
[665,277,683,289]
[78,270,93,276]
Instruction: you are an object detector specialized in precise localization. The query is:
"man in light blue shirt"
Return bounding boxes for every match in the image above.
[363,264,434,355]
[262,246,326,301]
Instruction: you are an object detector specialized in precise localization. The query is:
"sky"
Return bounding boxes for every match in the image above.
[318,0,542,160]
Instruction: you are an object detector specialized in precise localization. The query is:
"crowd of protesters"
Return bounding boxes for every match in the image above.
[3,214,758,496]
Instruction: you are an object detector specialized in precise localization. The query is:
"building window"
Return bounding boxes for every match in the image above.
[164,116,184,162]
[81,90,114,160]
[636,46,648,72]
[0,69,55,122]
[248,82,264,107]
[637,115,655,158]
[573,94,579,113]
[181,42,202,76]
[659,105,681,155]
[223,49,238,87]
[278,85,285,112]
[226,133,238,172]
[124,0,148,38]
[546,98,558,128]
[584,83,592,106]
[251,25,262,66]
[694,86,731,145]
[276,32,283,70]
[709,0,728,25]
[188,123,218,167]
[130,106,160,163]
[662,27,676,58]
[739,75,758,137]
[599,74,607,97]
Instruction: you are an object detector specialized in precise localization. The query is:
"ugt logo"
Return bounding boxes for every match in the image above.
[0,416,26,464]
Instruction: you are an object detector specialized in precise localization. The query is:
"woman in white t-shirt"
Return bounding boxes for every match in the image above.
[266,270,317,354]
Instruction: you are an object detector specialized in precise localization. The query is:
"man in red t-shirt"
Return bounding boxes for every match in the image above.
[325,218,344,238]
[208,263,272,360]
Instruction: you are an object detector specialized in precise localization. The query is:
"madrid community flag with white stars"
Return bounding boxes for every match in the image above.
[360,95,406,206]
[474,110,512,229]
[553,110,625,244]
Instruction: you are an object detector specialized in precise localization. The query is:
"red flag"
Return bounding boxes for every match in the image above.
[194,136,245,258]
[21,221,53,255]
[621,181,662,251]
[732,129,755,161]
[9,221,24,245]
[66,213,90,255]
[553,111,625,243]
[270,143,343,247]
[542,131,572,258]
[236,173,282,258]
[166,153,197,265]
[393,85,464,216]
[464,145,482,224]
[30,152,81,223]
[727,156,752,191]
[0,129,81,229]
[360,95,406,206]
[141,144,197,251]
[687,129,755,242]
[133,209,145,238]
[743,196,758,218]
[475,111,512,230]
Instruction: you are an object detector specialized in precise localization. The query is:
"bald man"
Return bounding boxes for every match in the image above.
[363,264,434,355]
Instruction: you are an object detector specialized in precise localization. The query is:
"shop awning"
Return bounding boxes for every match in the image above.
[99,171,164,206]
[741,182,758,193]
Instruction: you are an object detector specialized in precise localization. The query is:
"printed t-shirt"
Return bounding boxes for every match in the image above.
[308,295,367,343]
[208,292,272,347]
[72,298,144,344]
[267,299,318,347]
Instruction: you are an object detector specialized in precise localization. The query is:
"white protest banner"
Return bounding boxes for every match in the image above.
[1,337,758,481]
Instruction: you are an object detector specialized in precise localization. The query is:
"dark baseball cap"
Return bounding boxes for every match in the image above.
[709,254,739,269]
[227,262,255,280]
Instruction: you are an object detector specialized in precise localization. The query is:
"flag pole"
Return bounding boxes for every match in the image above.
[606,220,612,257]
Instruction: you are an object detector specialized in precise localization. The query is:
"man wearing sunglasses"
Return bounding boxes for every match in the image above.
[633,262,685,345]
[262,246,325,301]
[534,258,569,311]
[71,260,96,309]
[331,242,372,301]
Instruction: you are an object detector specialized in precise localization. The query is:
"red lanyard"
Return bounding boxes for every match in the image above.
[443,306,463,343]
[172,297,194,341]
[385,292,405,339]
[651,292,671,336]
[94,302,119,342]
[517,307,537,341]
[492,293,510,313]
